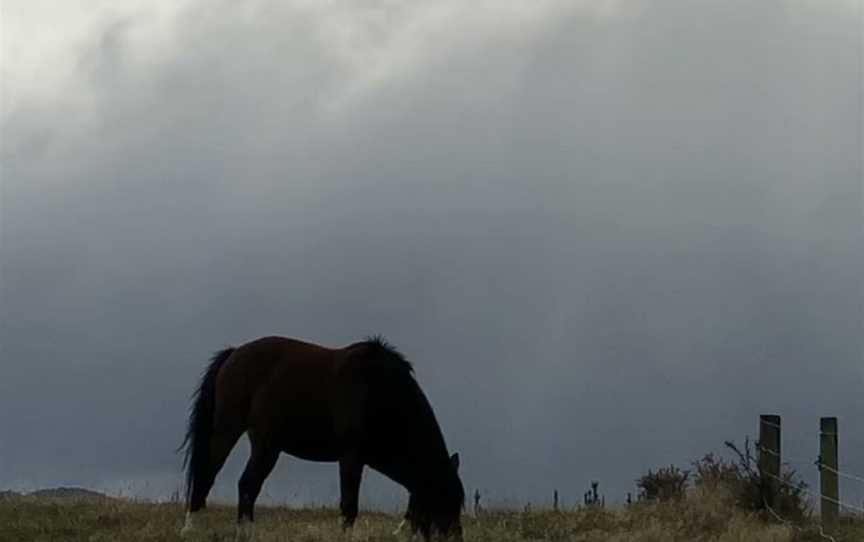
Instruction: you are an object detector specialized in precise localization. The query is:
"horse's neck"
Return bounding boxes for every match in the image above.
[370,450,447,495]
[369,456,417,492]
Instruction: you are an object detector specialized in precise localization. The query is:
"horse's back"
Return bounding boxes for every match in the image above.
[218,335,339,391]
[236,335,336,360]
[213,336,352,456]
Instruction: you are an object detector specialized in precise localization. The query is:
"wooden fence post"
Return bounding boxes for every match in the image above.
[759,415,781,509]
[819,417,839,523]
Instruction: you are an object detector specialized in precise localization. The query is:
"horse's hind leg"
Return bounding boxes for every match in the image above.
[190,430,242,510]
[237,442,279,525]
[183,429,242,534]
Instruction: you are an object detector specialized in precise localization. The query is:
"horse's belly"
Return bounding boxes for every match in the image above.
[281,434,342,462]
[278,415,343,462]
[283,444,342,463]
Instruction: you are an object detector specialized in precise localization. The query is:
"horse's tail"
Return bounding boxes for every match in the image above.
[178,347,235,508]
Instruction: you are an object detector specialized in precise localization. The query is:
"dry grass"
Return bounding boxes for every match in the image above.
[2,488,863,542]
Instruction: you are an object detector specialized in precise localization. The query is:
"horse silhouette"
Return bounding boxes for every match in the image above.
[179,335,464,539]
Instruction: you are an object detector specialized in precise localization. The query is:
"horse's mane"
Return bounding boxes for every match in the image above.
[355,334,414,374]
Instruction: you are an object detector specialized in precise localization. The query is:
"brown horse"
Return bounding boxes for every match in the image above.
[178,335,464,539]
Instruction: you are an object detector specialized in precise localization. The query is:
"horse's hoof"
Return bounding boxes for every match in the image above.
[235,521,255,542]
[180,512,195,537]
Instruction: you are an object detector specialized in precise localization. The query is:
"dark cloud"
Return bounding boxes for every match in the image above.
[1,0,861,508]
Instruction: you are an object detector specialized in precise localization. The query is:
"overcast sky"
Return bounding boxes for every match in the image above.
[1,0,862,511]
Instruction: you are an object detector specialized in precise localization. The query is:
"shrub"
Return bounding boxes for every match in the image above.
[636,465,689,502]
[692,452,739,489]
[691,438,810,522]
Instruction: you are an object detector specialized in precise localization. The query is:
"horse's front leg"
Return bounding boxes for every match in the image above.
[393,493,416,536]
[339,452,364,531]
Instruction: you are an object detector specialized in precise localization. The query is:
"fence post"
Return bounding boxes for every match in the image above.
[759,415,781,509]
[819,417,839,523]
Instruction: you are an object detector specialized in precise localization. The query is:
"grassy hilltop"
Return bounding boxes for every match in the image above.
[2,488,863,542]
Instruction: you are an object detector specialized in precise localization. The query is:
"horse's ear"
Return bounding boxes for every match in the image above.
[450,452,460,470]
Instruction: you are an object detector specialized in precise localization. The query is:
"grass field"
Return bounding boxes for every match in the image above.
[2,489,863,542]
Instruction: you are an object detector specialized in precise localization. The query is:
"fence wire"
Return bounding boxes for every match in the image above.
[761,470,864,515]
[759,419,782,430]
[816,463,864,486]
[762,498,837,542]
[755,441,864,488]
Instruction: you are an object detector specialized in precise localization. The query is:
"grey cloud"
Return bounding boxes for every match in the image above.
[1,0,860,507]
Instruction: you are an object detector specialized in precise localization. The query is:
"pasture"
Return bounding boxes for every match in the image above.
[3,489,863,542]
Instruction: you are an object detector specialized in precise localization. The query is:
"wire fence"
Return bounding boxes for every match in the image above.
[817,463,864,486]
[761,470,864,515]
[762,498,838,542]
[756,441,864,489]
[755,418,864,518]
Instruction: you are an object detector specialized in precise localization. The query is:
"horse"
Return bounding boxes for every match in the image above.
[178,335,464,540]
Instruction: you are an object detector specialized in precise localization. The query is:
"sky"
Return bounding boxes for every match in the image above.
[1,0,862,512]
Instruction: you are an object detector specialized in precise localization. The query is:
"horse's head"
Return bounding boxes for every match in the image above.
[405,453,464,541]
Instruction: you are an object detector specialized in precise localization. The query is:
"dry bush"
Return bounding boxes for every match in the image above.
[691,438,810,522]
[692,452,740,489]
[636,465,689,502]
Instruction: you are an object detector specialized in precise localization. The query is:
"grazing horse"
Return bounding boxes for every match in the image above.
[178,335,464,540]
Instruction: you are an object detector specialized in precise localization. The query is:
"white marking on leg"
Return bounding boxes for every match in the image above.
[180,511,195,536]
[235,519,255,542]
